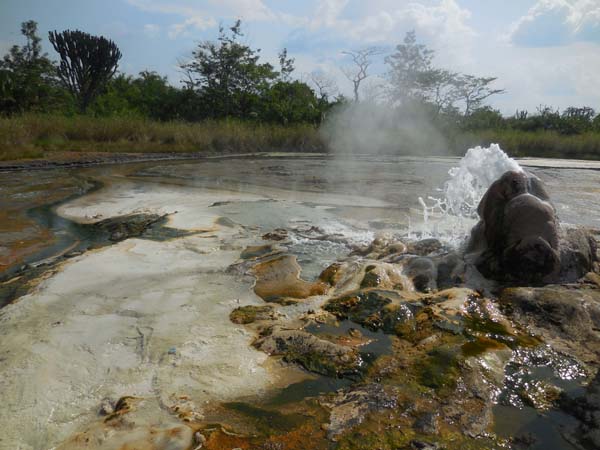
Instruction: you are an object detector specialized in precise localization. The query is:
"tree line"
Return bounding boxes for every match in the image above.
[1,19,599,136]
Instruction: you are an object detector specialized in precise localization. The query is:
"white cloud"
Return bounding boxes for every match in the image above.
[508,0,600,46]
[465,40,600,114]
[168,17,216,39]
[143,23,160,37]
[124,0,599,112]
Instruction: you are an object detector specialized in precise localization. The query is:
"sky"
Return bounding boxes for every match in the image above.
[1,0,600,115]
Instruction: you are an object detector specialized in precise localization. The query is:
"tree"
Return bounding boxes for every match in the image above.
[453,74,505,116]
[278,48,295,82]
[386,31,504,115]
[309,70,338,101]
[385,31,435,105]
[180,20,277,119]
[49,29,122,112]
[0,20,58,113]
[262,81,320,125]
[341,47,382,102]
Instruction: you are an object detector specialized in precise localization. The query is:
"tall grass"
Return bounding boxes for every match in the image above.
[453,129,600,160]
[0,114,324,161]
[2,114,600,162]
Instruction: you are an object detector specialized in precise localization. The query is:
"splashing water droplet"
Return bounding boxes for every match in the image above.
[415,144,523,245]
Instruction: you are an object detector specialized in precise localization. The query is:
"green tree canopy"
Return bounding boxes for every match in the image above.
[49,29,122,112]
[180,20,278,119]
[0,20,58,113]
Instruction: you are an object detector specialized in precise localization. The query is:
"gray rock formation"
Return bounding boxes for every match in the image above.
[467,170,597,284]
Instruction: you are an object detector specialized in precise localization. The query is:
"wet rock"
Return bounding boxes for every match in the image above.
[348,328,362,339]
[230,305,278,324]
[413,412,439,435]
[435,252,463,290]
[254,327,364,378]
[360,262,409,290]
[324,290,422,336]
[467,171,560,283]
[560,370,600,450]
[240,244,281,260]
[406,239,444,257]
[468,170,598,284]
[517,380,562,410]
[215,216,237,228]
[252,255,328,302]
[351,234,406,259]
[319,383,398,439]
[500,286,600,365]
[405,257,437,292]
[559,227,599,281]
[319,262,344,286]
[93,213,165,242]
[262,228,289,241]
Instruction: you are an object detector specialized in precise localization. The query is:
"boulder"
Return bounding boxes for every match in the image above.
[468,170,597,283]
[254,327,364,378]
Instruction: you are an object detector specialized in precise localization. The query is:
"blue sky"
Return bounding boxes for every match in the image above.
[2,0,600,114]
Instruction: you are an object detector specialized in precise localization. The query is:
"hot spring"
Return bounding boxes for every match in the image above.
[1,147,599,450]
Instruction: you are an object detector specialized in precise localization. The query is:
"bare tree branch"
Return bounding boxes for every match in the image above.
[340,47,383,102]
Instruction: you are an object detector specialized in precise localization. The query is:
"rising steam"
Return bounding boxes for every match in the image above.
[320,101,447,156]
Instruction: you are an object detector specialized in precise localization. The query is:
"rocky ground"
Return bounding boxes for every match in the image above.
[3,155,600,450]
[58,226,599,450]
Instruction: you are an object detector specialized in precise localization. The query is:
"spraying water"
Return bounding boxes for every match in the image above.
[414,144,523,244]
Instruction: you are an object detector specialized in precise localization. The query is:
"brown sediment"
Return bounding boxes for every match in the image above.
[252,254,328,302]
[0,172,86,273]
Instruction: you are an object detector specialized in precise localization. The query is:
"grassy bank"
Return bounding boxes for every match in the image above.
[2,114,600,162]
[0,114,324,161]
[453,129,600,160]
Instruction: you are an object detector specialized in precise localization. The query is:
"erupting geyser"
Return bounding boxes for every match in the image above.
[458,147,598,284]
[422,144,597,284]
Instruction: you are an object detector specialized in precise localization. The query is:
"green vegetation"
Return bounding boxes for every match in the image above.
[0,114,322,161]
[1,20,599,161]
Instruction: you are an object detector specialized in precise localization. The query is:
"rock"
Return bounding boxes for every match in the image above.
[413,412,439,435]
[406,239,444,257]
[435,252,463,290]
[348,328,362,339]
[319,383,398,439]
[230,305,277,324]
[262,228,289,241]
[360,262,409,290]
[252,255,328,303]
[98,398,114,416]
[351,234,406,259]
[560,370,600,450]
[93,213,165,242]
[240,244,280,260]
[559,227,599,281]
[254,327,364,378]
[324,289,422,336]
[405,257,437,292]
[193,431,207,448]
[500,286,600,365]
[467,170,598,284]
[319,262,344,286]
[468,171,560,283]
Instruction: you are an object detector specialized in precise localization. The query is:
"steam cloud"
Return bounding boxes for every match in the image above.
[320,101,448,156]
